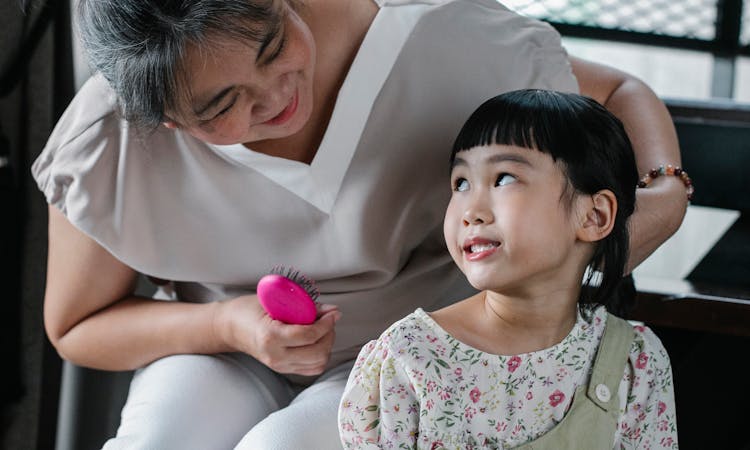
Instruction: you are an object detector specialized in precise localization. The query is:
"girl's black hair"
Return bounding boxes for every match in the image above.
[451,89,638,315]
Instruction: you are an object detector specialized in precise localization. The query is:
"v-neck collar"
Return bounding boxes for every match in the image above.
[207,1,433,213]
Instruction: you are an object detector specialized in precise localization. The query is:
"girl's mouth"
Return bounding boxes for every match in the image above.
[463,239,501,261]
[468,243,499,253]
[264,91,299,126]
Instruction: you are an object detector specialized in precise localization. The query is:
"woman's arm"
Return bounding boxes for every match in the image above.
[44,206,339,373]
[570,56,688,273]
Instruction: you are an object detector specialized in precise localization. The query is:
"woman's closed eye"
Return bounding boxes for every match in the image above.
[263,33,287,65]
[496,173,517,187]
[202,95,238,124]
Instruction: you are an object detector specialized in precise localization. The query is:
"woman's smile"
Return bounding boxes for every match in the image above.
[263,90,299,126]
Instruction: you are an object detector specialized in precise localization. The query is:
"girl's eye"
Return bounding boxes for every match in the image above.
[496,173,517,187]
[454,178,469,192]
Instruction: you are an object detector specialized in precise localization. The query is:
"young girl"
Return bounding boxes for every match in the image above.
[338,90,678,449]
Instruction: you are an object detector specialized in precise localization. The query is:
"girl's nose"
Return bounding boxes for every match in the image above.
[462,195,493,226]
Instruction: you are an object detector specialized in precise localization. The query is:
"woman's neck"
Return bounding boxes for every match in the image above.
[252,0,378,163]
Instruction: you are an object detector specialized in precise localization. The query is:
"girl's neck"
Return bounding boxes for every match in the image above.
[479,290,579,354]
[431,288,581,356]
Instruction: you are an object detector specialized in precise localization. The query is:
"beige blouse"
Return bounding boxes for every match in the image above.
[31,0,579,370]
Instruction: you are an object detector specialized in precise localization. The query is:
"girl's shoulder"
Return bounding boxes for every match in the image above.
[353,309,439,365]
[603,314,678,447]
[583,306,672,376]
[375,308,436,349]
[592,307,674,410]
[626,320,672,372]
[589,307,671,369]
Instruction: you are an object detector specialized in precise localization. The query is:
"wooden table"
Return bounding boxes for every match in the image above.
[631,276,750,337]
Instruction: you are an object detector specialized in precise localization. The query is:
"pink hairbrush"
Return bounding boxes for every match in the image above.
[257,266,319,325]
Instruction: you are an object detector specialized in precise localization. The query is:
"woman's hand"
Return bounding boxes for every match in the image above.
[215,296,341,376]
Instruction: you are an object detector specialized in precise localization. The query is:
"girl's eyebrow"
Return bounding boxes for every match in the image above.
[452,152,533,169]
[485,153,533,166]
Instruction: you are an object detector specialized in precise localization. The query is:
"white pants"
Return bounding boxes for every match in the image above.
[101,353,353,450]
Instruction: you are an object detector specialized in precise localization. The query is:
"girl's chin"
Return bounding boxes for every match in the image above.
[466,277,500,292]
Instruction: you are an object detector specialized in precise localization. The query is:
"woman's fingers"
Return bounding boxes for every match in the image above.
[273,309,340,347]
[282,330,337,375]
[316,302,339,317]
[252,307,340,374]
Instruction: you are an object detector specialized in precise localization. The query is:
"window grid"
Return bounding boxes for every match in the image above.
[742,0,750,46]
[502,0,718,40]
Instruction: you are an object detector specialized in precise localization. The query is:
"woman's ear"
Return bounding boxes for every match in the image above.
[162,121,178,130]
[577,189,617,242]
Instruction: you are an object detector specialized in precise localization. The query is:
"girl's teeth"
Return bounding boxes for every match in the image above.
[470,243,497,253]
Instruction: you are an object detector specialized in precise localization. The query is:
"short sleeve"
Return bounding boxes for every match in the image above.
[615,325,679,449]
[28,74,198,278]
[527,19,579,93]
[339,338,420,449]
[30,74,122,227]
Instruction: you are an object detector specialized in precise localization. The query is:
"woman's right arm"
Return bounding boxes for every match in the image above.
[44,206,340,373]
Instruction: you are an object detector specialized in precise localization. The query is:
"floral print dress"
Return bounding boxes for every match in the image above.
[338,305,677,449]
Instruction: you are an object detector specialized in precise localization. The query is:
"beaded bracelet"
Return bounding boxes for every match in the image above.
[637,164,694,201]
[638,164,695,201]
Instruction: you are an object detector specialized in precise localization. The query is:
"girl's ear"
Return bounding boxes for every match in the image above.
[577,189,617,243]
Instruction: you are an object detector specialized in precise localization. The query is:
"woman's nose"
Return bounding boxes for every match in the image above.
[250,73,293,119]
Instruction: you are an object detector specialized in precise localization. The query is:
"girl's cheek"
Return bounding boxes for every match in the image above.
[443,205,461,255]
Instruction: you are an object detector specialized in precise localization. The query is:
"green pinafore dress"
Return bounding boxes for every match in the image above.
[515,314,635,450]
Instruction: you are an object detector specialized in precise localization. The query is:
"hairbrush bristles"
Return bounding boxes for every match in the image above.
[270,265,319,302]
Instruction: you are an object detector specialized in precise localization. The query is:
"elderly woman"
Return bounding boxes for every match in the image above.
[32,0,686,448]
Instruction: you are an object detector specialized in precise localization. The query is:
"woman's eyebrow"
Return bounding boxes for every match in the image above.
[193,87,234,117]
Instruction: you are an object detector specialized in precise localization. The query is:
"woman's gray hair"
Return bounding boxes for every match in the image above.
[77,0,283,129]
